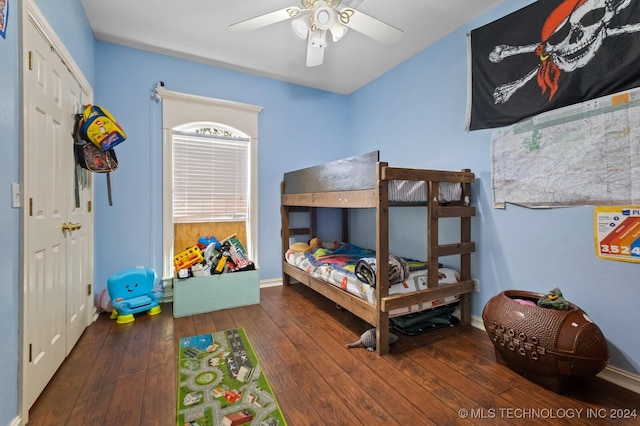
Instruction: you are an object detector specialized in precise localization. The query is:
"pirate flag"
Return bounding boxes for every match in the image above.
[466,0,640,131]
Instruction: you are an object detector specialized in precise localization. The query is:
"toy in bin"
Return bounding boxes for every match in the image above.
[226,237,251,269]
[197,235,221,250]
[212,241,231,274]
[107,267,162,324]
[174,245,203,272]
[212,237,255,273]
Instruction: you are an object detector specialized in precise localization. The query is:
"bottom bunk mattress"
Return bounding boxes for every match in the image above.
[284,242,461,317]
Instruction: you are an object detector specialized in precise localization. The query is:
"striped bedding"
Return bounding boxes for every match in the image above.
[389,180,462,203]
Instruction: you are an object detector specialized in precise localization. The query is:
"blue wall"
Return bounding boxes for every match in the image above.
[0,0,19,421]
[1,0,638,422]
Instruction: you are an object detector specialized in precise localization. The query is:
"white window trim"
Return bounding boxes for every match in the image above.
[155,87,263,280]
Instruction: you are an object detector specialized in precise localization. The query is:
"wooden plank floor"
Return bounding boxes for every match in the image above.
[28,284,639,425]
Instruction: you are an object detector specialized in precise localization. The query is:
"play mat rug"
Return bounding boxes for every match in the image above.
[177,328,287,426]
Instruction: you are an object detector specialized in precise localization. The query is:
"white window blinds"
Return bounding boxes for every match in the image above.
[172,130,250,223]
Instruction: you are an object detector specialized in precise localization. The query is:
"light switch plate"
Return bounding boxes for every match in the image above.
[11,182,21,208]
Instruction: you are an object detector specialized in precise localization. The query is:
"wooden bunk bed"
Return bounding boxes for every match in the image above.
[280,151,476,355]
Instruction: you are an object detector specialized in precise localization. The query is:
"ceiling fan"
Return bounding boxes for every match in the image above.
[229,0,403,67]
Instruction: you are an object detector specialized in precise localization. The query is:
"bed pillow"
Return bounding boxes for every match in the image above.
[289,242,310,252]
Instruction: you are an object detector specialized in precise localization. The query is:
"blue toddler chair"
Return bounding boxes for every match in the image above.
[107,267,163,324]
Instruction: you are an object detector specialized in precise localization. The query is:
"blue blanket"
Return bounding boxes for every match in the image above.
[303,243,427,277]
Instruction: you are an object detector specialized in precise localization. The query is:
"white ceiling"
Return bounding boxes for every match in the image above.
[80,0,501,95]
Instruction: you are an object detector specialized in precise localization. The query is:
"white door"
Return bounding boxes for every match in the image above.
[22,17,93,412]
[65,171,92,354]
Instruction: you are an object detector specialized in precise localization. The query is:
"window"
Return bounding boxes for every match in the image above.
[156,88,262,279]
[172,123,250,223]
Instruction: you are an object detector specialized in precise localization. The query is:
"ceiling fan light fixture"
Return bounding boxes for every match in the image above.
[329,21,348,42]
[313,1,335,31]
[291,17,309,39]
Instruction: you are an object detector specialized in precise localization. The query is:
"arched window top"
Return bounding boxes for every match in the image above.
[173,121,249,139]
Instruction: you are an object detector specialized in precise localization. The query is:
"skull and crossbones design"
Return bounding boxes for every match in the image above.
[489,0,640,104]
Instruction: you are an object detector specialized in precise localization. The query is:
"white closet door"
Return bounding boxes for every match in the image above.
[22,17,93,412]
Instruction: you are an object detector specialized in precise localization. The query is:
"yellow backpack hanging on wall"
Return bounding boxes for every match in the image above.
[81,104,127,151]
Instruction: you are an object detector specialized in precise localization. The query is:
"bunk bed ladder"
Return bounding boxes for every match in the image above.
[458,172,474,326]
[427,170,476,327]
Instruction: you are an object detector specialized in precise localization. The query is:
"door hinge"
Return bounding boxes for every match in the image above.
[87,283,92,296]
[29,198,33,216]
[88,200,92,213]
[28,51,33,70]
[29,344,32,363]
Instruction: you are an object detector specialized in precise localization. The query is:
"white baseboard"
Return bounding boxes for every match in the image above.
[10,415,21,426]
[260,278,284,288]
[597,365,640,394]
[161,277,174,303]
[471,314,485,331]
[470,314,640,395]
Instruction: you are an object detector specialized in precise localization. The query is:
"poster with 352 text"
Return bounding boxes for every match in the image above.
[595,206,640,264]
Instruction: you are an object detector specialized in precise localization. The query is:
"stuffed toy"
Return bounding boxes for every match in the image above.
[301,237,340,253]
[537,287,571,310]
[346,328,399,352]
[308,237,323,249]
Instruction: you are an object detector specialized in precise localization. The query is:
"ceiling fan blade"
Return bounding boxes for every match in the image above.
[229,7,302,32]
[337,8,403,45]
[306,29,326,67]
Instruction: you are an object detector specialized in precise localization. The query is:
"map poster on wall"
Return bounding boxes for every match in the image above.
[492,87,640,208]
[594,206,640,264]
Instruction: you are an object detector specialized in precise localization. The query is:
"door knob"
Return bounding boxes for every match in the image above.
[62,222,82,232]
